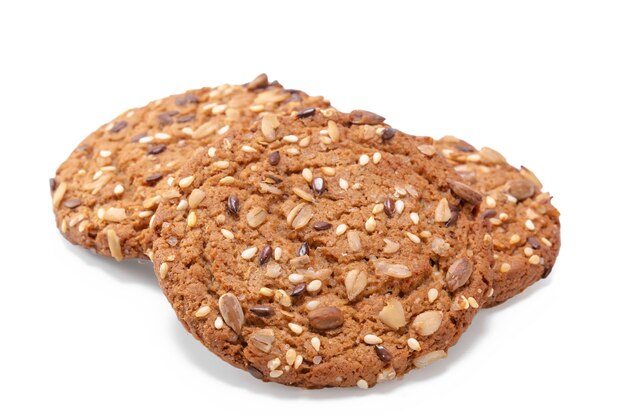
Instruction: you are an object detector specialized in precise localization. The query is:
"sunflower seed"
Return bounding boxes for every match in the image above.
[350,110,385,125]
[448,180,483,205]
[446,257,473,291]
[308,307,344,330]
[250,329,275,353]
[218,293,244,334]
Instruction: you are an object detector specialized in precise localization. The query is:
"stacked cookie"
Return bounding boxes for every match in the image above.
[51,75,560,389]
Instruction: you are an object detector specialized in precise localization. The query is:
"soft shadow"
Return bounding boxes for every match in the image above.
[63,239,159,291]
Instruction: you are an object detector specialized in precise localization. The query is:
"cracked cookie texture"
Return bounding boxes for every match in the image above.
[51,75,328,259]
[151,109,493,388]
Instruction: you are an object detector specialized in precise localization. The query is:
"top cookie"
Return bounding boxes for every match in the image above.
[151,109,493,388]
[51,75,329,259]
[435,136,560,306]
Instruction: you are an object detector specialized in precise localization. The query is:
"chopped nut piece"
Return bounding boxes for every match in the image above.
[261,113,279,141]
[485,196,497,208]
[414,350,447,368]
[159,262,168,279]
[434,198,452,222]
[250,329,275,353]
[344,269,367,301]
[246,207,267,228]
[379,298,406,330]
[356,379,369,389]
[188,189,206,208]
[106,229,123,261]
[383,238,400,254]
[413,310,443,336]
[525,219,536,231]
[347,230,362,252]
[187,211,197,227]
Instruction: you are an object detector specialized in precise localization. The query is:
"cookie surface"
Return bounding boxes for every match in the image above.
[151,109,493,388]
[51,75,328,259]
[435,136,560,306]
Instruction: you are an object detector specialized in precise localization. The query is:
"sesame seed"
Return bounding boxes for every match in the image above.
[524,247,534,256]
[306,300,320,310]
[218,125,230,135]
[288,273,304,283]
[283,134,299,143]
[488,288,495,297]
[359,154,370,166]
[260,287,274,297]
[499,213,509,221]
[302,168,313,182]
[372,152,382,164]
[293,187,314,202]
[221,229,234,240]
[219,176,235,185]
[486,196,496,208]
[541,237,553,247]
[529,255,541,265]
[288,323,303,335]
[468,297,479,308]
[489,218,502,226]
[407,338,421,351]
[274,247,282,261]
[525,219,536,231]
[428,288,438,303]
[410,212,420,225]
[307,279,322,293]
[241,145,257,153]
[241,246,258,260]
[356,379,369,389]
[214,316,224,329]
[510,234,521,244]
[155,132,170,140]
[176,199,189,211]
[158,262,168,279]
[339,178,349,190]
[113,184,124,195]
[500,262,511,273]
[138,210,153,218]
[179,175,194,188]
[269,370,283,378]
[249,104,264,112]
[336,223,348,236]
[181,127,193,136]
[99,150,112,158]
[213,160,229,169]
[406,232,421,244]
[365,216,377,233]
[208,147,217,157]
[311,337,321,352]
[187,211,197,227]
[321,166,336,176]
[372,203,384,214]
[294,355,304,369]
[195,305,211,318]
[364,334,383,345]
[395,200,405,214]
[286,147,300,155]
[93,170,103,180]
[139,135,154,144]
[285,348,297,366]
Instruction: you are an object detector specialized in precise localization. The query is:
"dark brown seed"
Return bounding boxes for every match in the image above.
[480,209,497,220]
[311,177,325,195]
[383,197,395,218]
[508,180,535,201]
[265,174,283,184]
[131,132,147,142]
[258,245,272,265]
[147,144,166,155]
[227,195,240,215]
[145,172,163,185]
[157,112,173,125]
[291,283,306,297]
[249,305,274,317]
[446,257,473,291]
[455,142,476,152]
[381,128,396,141]
[349,110,385,125]
[297,107,315,118]
[308,306,344,330]
[297,242,309,257]
[177,114,195,123]
[268,151,280,166]
[448,180,483,205]
[175,93,198,106]
[247,365,264,379]
[49,178,56,192]
[374,345,392,363]
[110,120,127,133]
[313,221,331,231]
[541,265,553,279]
[63,198,81,209]
[528,237,541,249]
[286,90,304,102]
[247,73,269,90]
[445,208,459,227]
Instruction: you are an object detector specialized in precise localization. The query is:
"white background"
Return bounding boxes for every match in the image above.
[1,1,624,413]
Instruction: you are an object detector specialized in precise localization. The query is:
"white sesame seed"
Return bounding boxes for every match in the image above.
[486,196,496,208]
[541,237,553,247]
[406,232,421,244]
[288,273,304,283]
[212,104,227,114]
[241,246,258,260]
[364,334,383,345]
[286,147,300,155]
[339,178,349,190]
[500,262,511,273]
[220,229,234,240]
[99,150,112,158]
[288,323,303,335]
[524,247,534,256]
[302,168,313,182]
[283,134,299,143]
[306,300,320,311]
[365,216,376,233]
[529,255,541,265]
[409,212,420,225]
[274,247,282,261]
[187,211,197,227]
[213,160,229,169]
[113,184,124,195]
[179,175,194,188]
[214,316,224,329]
[467,153,481,162]
[359,154,370,166]
[468,297,479,308]
[218,125,230,135]
[241,145,257,153]
[307,279,322,293]
[356,379,369,389]
[321,166,336,176]
[525,219,536,231]
[372,203,384,214]
[176,199,189,211]
[285,348,297,366]
[138,135,154,144]
[336,223,348,236]
[249,104,264,112]
[311,337,321,352]
[260,287,273,297]
[138,210,153,218]
[428,288,438,303]
[155,132,170,140]
[218,176,235,185]
[269,370,283,378]
[395,200,405,214]
[407,338,421,351]
[181,127,193,136]
[167,176,175,186]
[93,170,103,180]
[510,234,521,244]
[372,152,382,164]
[195,305,210,318]
[158,262,168,279]
[208,147,217,157]
[294,355,303,369]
